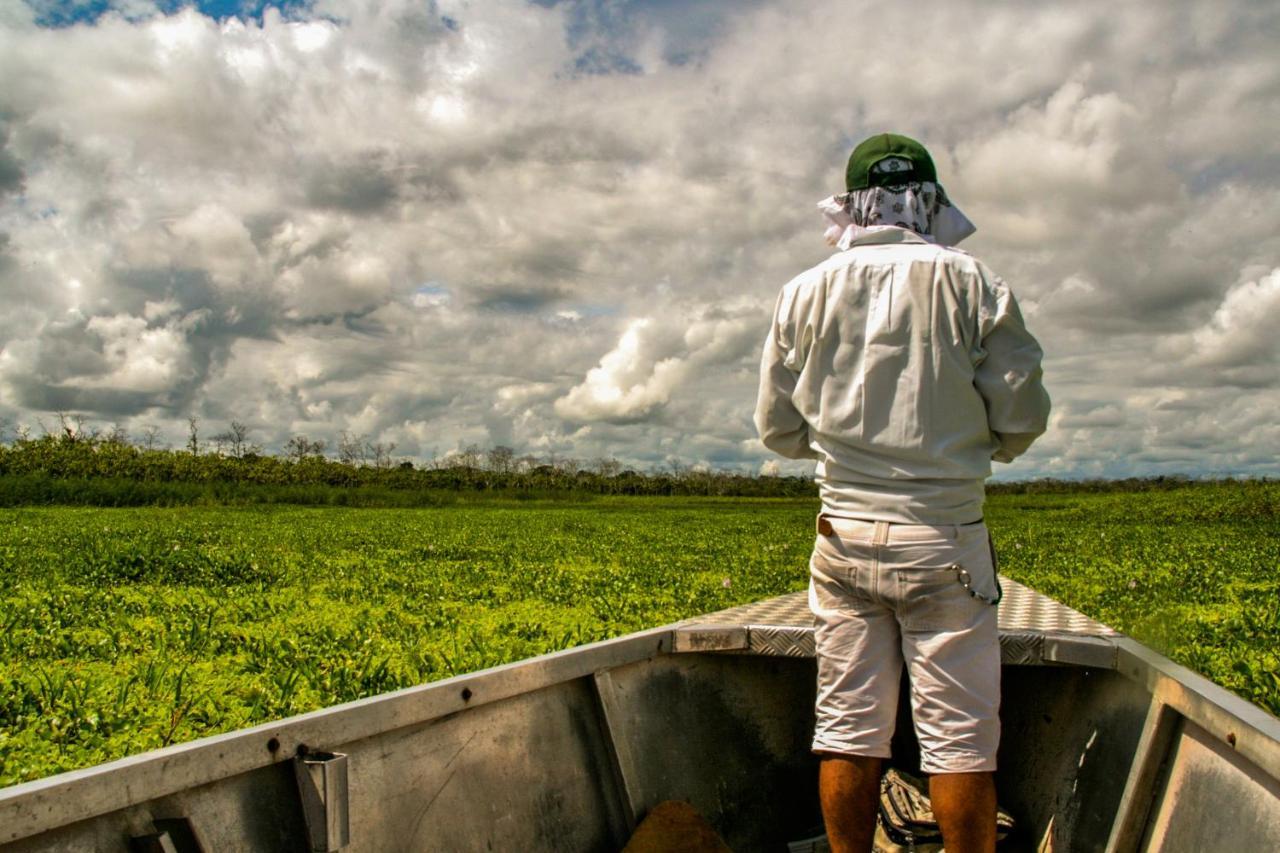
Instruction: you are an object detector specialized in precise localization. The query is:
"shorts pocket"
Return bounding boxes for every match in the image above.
[897,565,985,632]
[894,527,996,633]
[810,536,878,615]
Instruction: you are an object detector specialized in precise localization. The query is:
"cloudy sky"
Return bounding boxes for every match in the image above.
[1,0,1277,478]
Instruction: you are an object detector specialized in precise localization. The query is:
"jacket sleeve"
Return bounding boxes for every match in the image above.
[974,272,1051,463]
[755,287,820,460]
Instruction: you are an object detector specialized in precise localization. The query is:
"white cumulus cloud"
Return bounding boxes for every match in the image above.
[0,0,1277,476]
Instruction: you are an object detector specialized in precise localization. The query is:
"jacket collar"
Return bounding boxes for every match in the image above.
[843,226,933,248]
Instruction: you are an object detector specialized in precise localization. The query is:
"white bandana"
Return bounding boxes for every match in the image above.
[818,170,976,250]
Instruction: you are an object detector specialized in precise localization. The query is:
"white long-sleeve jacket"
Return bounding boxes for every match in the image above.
[755,227,1050,524]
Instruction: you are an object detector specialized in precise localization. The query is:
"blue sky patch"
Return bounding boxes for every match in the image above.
[29,0,309,28]
[534,0,758,75]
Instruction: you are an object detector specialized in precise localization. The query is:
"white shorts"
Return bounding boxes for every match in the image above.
[808,515,1001,774]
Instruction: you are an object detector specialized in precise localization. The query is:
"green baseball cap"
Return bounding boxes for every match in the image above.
[845,132,937,191]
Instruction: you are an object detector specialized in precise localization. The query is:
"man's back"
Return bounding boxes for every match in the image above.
[755,227,1049,524]
[758,131,1049,853]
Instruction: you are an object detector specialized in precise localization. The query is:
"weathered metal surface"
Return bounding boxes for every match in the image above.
[996,667,1152,852]
[6,676,634,853]
[995,579,1119,636]
[999,631,1044,666]
[1,588,1277,853]
[1103,637,1280,853]
[685,579,1118,636]
[127,830,179,853]
[589,669,640,833]
[0,627,670,848]
[671,625,748,652]
[1104,697,1182,853]
[325,674,629,852]
[1043,634,1120,670]
[592,653,821,852]
[294,752,349,852]
[1137,719,1280,852]
[1112,637,1280,786]
[4,763,309,853]
[747,624,815,658]
[677,579,1119,666]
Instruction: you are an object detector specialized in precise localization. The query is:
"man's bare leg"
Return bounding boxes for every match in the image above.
[929,771,997,853]
[818,754,882,853]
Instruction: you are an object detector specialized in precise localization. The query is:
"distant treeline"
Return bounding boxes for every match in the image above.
[984,475,1258,495]
[0,428,1267,508]
[0,431,815,505]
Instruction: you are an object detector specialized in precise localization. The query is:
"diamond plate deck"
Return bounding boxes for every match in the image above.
[676,578,1120,666]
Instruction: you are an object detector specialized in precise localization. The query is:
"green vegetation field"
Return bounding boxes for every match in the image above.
[2,482,1277,787]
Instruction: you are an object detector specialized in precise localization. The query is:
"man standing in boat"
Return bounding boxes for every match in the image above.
[755,133,1050,853]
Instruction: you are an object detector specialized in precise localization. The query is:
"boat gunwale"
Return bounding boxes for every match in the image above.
[1111,636,1280,786]
[2,602,1279,848]
[0,626,672,845]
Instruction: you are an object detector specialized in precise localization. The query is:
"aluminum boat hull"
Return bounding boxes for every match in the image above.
[1,580,1277,852]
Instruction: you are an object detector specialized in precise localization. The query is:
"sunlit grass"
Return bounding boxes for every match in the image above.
[1,483,1276,786]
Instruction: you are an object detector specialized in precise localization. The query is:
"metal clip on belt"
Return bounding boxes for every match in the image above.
[952,564,1003,605]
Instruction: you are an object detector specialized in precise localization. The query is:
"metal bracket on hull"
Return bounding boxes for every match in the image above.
[294,751,350,852]
[591,669,641,841]
[129,817,207,853]
[1104,695,1181,853]
[129,832,179,853]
